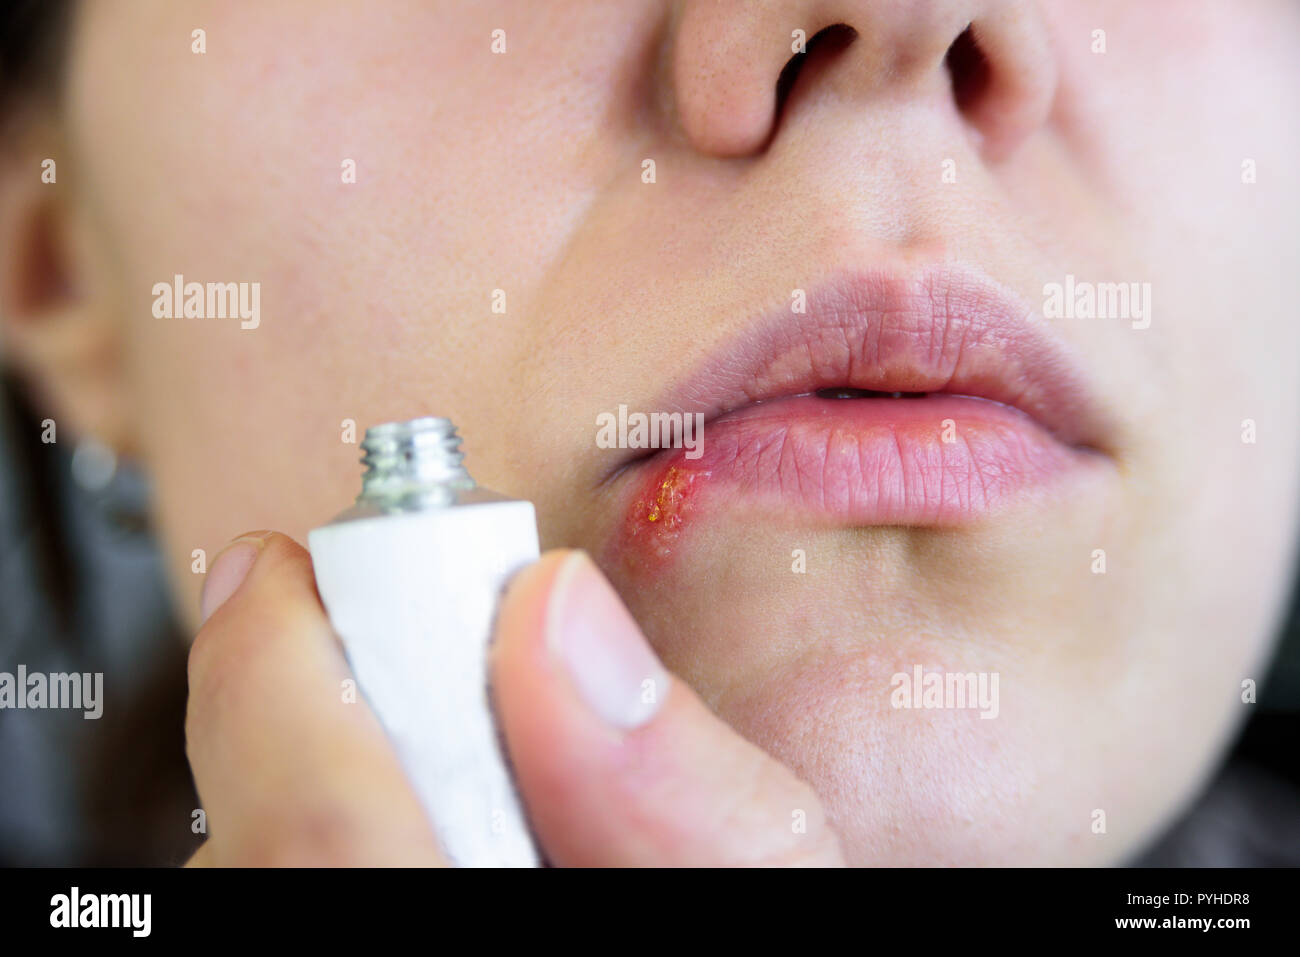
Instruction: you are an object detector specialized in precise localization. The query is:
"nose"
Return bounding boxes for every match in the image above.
[670,0,1057,160]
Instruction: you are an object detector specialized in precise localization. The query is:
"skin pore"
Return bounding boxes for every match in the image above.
[2,1,1298,865]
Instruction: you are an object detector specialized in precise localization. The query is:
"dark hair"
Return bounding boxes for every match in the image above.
[0,0,74,117]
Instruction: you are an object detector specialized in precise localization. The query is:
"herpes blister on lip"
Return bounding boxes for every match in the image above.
[308,417,540,867]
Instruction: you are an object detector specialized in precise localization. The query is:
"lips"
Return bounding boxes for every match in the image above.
[602,265,1116,567]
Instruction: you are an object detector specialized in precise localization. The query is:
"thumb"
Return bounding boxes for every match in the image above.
[491,550,844,867]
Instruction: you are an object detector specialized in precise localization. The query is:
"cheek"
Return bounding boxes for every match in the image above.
[65,0,658,535]
[58,4,553,622]
[1041,0,1300,650]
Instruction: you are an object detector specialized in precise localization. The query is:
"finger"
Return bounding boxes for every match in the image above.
[491,550,844,867]
[187,530,443,866]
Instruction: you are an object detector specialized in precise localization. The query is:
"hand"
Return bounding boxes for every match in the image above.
[185,531,844,866]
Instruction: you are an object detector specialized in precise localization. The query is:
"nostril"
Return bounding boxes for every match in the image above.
[774,24,858,127]
[944,24,992,118]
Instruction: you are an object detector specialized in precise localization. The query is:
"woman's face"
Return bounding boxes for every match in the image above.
[39,0,1300,863]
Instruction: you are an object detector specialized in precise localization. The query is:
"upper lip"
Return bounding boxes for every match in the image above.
[606,263,1113,478]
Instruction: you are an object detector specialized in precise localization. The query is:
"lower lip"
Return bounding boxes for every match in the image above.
[609,394,1106,568]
